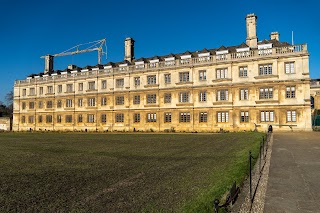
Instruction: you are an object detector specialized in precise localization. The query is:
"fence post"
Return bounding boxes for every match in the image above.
[249,151,252,203]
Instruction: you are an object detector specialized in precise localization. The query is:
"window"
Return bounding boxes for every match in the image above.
[47,101,53,108]
[101,97,107,106]
[47,86,53,94]
[88,98,96,107]
[240,89,249,100]
[29,102,35,109]
[29,88,35,96]
[116,79,124,88]
[240,111,249,122]
[134,113,140,123]
[21,116,25,123]
[58,85,62,93]
[217,90,228,101]
[57,100,62,108]
[286,86,296,98]
[38,115,42,123]
[259,88,273,99]
[65,115,72,123]
[199,70,207,81]
[67,84,73,92]
[199,91,207,102]
[101,114,107,123]
[57,115,62,123]
[22,102,26,110]
[87,114,95,123]
[134,77,140,86]
[78,83,83,91]
[180,112,191,122]
[164,93,171,103]
[88,81,95,90]
[133,95,140,104]
[164,74,171,84]
[179,92,189,103]
[101,80,107,89]
[147,94,157,104]
[22,89,26,96]
[260,111,274,122]
[285,62,295,74]
[78,98,83,107]
[39,87,43,95]
[66,99,73,108]
[287,110,296,122]
[217,112,229,122]
[147,75,157,85]
[78,114,83,123]
[216,68,228,79]
[116,96,124,105]
[46,115,52,123]
[116,113,124,122]
[179,72,189,82]
[259,64,272,75]
[38,101,43,109]
[147,113,157,122]
[199,112,208,123]
[239,66,248,77]
[164,112,172,123]
[28,116,34,123]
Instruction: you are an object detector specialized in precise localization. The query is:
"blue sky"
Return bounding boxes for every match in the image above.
[0,0,319,103]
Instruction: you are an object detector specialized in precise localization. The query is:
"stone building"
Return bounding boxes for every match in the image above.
[13,14,312,132]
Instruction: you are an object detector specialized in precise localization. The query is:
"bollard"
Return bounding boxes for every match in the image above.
[213,199,220,213]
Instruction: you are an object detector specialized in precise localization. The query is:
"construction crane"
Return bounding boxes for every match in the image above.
[41,38,107,73]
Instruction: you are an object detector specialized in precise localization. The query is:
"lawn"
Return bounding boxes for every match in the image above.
[0,132,263,212]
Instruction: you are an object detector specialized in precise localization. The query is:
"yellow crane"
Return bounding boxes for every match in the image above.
[41,38,107,73]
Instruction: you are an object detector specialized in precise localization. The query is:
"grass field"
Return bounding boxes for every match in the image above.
[0,132,263,212]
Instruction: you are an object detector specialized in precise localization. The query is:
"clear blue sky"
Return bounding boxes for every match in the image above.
[1,0,319,103]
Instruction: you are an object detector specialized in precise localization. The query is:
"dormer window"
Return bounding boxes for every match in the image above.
[258,43,272,56]
[135,61,144,69]
[216,50,228,61]
[236,47,250,58]
[198,52,210,62]
[164,57,175,66]
[149,59,159,68]
[119,63,127,71]
[180,55,191,64]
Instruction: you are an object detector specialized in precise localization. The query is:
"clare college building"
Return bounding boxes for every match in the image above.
[13,14,312,132]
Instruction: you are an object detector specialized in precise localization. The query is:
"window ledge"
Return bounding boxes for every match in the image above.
[144,104,159,107]
[212,78,232,82]
[176,103,193,106]
[65,91,74,94]
[213,101,233,105]
[86,89,98,92]
[255,100,279,104]
[302,73,309,75]
[176,82,193,85]
[254,75,279,79]
[144,84,159,88]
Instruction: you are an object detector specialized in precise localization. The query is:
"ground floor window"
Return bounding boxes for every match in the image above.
[180,112,191,122]
[147,113,157,122]
[287,110,296,122]
[78,114,83,123]
[57,115,62,123]
[101,114,107,123]
[65,115,73,123]
[199,112,207,122]
[217,112,229,123]
[134,113,140,123]
[260,111,274,122]
[164,112,171,123]
[240,111,249,122]
[38,115,42,123]
[116,113,124,122]
[46,115,52,123]
[87,114,95,123]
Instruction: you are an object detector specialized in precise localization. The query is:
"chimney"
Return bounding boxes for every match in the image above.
[68,64,77,70]
[124,37,135,62]
[270,32,280,41]
[44,55,54,74]
[245,13,258,48]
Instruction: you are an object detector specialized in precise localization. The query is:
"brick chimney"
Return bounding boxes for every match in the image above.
[245,14,258,48]
[124,37,135,62]
[270,32,280,41]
